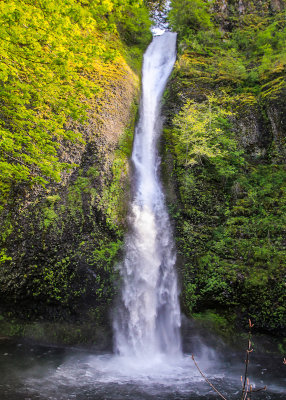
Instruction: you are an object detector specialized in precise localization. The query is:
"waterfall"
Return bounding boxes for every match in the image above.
[113,31,181,361]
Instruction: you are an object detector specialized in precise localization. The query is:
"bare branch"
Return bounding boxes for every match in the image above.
[191,355,228,400]
[252,387,267,393]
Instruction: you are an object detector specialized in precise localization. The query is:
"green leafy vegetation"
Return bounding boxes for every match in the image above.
[164,0,286,333]
[169,0,286,99]
[169,0,213,36]
[0,0,151,209]
[172,96,244,177]
[0,0,151,329]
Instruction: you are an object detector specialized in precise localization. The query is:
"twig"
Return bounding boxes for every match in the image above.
[249,384,253,400]
[243,378,250,400]
[252,387,267,393]
[241,320,254,400]
[191,354,228,400]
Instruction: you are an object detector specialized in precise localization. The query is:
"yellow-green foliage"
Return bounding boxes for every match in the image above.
[0,249,12,264]
[99,125,135,232]
[0,0,152,325]
[172,96,243,177]
[166,0,286,331]
[0,220,13,266]
[169,0,286,97]
[0,0,151,206]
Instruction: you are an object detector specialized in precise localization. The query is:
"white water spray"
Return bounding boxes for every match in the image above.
[113,31,181,361]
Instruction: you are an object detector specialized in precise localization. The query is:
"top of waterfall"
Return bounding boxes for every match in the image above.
[151,27,166,36]
[150,0,171,36]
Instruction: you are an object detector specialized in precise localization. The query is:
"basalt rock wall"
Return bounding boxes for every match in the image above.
[162,0,286,336]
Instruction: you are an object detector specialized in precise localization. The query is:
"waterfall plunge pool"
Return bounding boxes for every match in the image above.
[0,328,285,400]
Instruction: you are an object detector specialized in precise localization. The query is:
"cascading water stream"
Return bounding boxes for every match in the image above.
[113,31,181,361]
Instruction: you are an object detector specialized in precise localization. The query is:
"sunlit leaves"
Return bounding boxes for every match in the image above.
[0,0,150,202]
[172,97,243,177]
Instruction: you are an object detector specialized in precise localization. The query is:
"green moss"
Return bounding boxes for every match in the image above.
[99,100,138,232]
[169,160,285,331]
[43,207,58,229]
[0,317,111,346]
[125,46,145,75]
[163,0,286,334]
[0,0,152,204]
[0,0,150,333]
[277,339,286,354]
[46,195,61,204]
[192,310,236,337]
[0,249,12,264]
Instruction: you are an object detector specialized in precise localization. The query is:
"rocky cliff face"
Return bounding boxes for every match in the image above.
[163,0,286,335]
[0,0,153,344]
[214,0,286,26]
[0,49,144,344]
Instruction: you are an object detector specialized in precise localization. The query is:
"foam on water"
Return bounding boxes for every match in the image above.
[20,350,285,400]
[24,353,215,400]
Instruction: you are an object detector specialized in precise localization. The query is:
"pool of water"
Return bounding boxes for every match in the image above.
[0,335,285,400]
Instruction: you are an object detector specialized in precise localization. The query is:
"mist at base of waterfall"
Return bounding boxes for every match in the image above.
[0,331,285,400]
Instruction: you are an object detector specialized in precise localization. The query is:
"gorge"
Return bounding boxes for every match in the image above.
[0,0,285,398]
